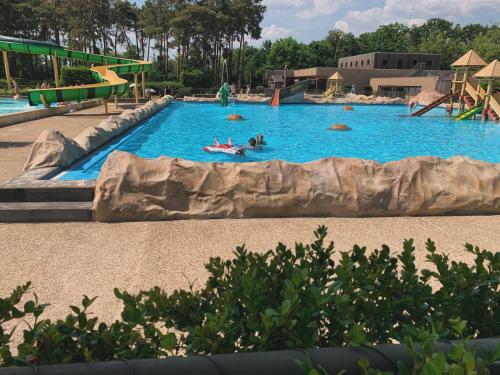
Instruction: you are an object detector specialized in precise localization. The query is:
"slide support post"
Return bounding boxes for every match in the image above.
[52,55,60,87]
[2,50,12,91]
[134,74,139,104]
[141,71,146,99]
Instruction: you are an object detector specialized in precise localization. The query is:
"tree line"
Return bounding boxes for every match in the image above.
[0,0,265,88]
[244,20,499,87]
[0,0,498,89]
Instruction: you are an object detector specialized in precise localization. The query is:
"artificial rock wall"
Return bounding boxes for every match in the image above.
[93,151,500,221]
[23,96,172,172]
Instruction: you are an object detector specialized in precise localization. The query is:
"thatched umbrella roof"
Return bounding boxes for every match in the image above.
[451,50,486,67]
[474,60,500,79]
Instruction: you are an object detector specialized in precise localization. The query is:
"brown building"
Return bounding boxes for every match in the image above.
[266,52,451,97]
[289,67,451,95]
[338,52,441,70]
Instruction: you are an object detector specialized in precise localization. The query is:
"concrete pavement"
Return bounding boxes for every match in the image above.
[1,215,498,323]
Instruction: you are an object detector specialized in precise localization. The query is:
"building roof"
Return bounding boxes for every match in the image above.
[329,72,343,80]
[338,52,441,59]
[474,60,500,79]
[269,74,284,83]
[451,50,486,67]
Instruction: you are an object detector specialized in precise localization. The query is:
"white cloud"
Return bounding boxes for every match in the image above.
[407,18,426,27]
[334,20,350,32]
[261,24,293,40]
[296,0,348,19]
[264,0,305,8]
[334,0,500,34]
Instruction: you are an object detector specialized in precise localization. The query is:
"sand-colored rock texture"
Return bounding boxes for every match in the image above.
[23,129,85,171]
[23,96,172,172]
[93,151,500,221]
[409,90,445,106]
[309,93,405,105]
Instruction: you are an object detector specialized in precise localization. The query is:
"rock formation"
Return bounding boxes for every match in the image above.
[23,96,172,172]
[328,124,351,131]
[93,151,500,221]
[23,129,85,171]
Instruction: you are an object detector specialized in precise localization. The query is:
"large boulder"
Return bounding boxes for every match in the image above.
[93,151,500,221]
[23,130,85,171]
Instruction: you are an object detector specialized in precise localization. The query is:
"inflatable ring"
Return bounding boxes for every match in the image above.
[227,114,244,121]
[328,124,351,131]
[343,106,354,111]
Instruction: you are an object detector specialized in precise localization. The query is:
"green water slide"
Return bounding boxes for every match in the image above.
[455,105,484,121]
[0,35,152,107]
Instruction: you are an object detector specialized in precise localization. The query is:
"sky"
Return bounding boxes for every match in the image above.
[133,0,500,45]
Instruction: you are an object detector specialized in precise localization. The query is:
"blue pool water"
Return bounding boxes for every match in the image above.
[59,102,500,180]
[0,98,35,115]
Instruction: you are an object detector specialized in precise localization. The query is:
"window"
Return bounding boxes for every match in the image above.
[367,59,370,65]
[340,63,343,68]
[361,60,364,66]
[382,58,388,67]
[350,61,353,67]
[397,59,403,69]
[355,61,358,67]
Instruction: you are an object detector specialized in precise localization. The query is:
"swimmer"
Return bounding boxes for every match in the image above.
[256,133,267,146]
[247,137,261,150]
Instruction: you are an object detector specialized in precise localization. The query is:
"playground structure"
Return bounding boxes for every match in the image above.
[323,72,344,98]
[269,80,310,106]
[411,50,499,121]
[0,35,152,112]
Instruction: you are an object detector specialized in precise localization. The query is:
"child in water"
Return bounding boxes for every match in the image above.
[256,133,266,146]
[247,138,260,150]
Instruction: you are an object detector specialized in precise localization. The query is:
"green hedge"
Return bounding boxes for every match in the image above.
[61,66,96,86]
[0,226,498,368]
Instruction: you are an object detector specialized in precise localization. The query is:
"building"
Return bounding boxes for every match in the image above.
[266,52,451,97]
[338,52,441,70]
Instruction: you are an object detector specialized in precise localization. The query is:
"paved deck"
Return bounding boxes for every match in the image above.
[0,103,135,182]
[1,216,499,323]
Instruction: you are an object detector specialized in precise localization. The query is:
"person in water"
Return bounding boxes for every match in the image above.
[256,133,266,146]
[247,137,260,150]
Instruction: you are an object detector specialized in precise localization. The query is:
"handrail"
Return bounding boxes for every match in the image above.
[464,79,500,118]
[488,95,500,118]
[0,338,498,374]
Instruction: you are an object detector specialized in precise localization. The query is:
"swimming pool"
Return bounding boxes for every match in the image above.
[0,97,36,115]
[58,102,500,180]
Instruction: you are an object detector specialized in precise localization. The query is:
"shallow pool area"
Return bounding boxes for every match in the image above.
[0,97,36,115]
[58,102,500,180]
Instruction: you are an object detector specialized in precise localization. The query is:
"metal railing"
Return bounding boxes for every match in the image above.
[406,62,426,77]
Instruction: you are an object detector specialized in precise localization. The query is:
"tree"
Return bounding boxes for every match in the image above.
[471,26,500,62]
[266,37,313,70]
[358,23,410,53]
